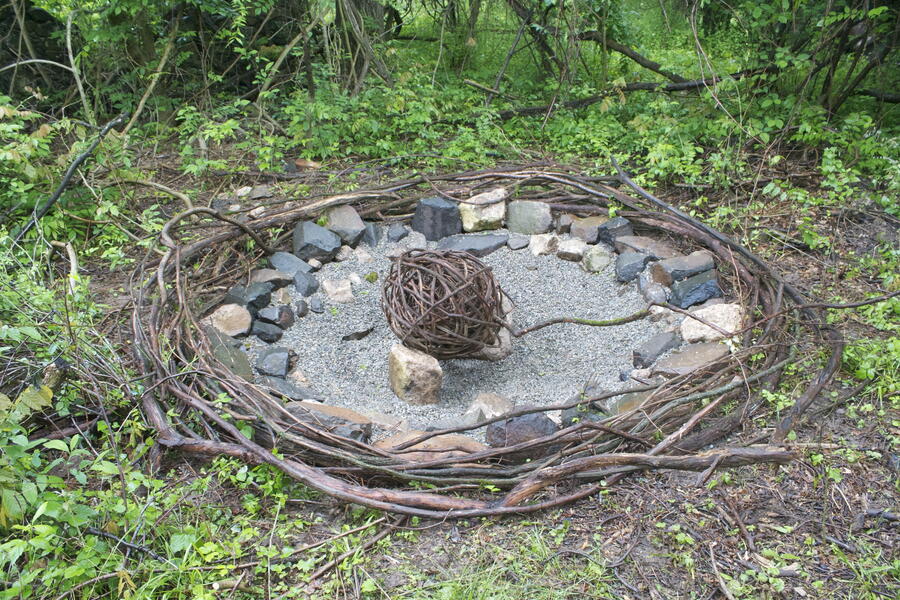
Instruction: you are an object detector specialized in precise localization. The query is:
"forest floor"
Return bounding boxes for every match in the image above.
[80,159,899,600]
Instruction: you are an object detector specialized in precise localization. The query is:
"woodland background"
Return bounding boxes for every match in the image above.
[0,0,898,598]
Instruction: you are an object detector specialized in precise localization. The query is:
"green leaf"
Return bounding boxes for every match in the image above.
[43,439,69,452]
[17,385,53,412]
[170,532,197,554]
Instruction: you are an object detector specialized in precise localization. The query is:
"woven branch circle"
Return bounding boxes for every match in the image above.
[382,249,506,359]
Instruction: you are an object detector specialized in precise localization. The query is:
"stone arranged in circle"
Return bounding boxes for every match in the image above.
[633,330,681,368]
[615,251,654,282]
[411,196,462,241]
[260,376,320,401]
[269,251,313,276]
[557,238,588,261]
[669,269,722,308]
[614,235,680,260]
[458,187,507,232]
[528,233,558,256]
[323,205,367,246]
[292,221,342,262]
[597,217,634,244]
[207,303,252,337]
[258,305,295,329]
[252,320,283,343]
[387,222,409,242]
[582,245,612,272]
[649,250,715,286]
[256,346,291,377]
[435,233,509,257]
[506,200,552,235]
[225,282,274,316]
[652,342,729,377]
[485,412,559,450]
[388,344,443,405]
[570,216,608,244]
[293,272,319,297]
[205,326,253,379]
[249,268,293,289]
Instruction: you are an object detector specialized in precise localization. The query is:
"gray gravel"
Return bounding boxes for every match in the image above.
[245,228,666,432]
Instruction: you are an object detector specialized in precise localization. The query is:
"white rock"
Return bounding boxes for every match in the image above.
[459,187,507,232]
[463,392,513,424]
[307,258,322,271]
[348,273,363,286]
[528,233,558,256]
[335,245,354,262]
[206,304,252,337]
[557,238,588,261]
[322,279,354,303]
[287,366,310,387]
[388,344,443,405]
[681,303,744,342]
[354,247,374,263]
[581,245,613,272]
[248,206,266,219]
[234,186,252,198]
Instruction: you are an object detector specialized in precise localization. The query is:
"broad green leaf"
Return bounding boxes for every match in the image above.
[170,532,197,554]
[17,385,53,412]
[43,439,69,452]
[0,392,11,415]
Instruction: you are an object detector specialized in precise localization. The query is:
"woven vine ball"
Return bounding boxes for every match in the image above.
[382,249,507,359]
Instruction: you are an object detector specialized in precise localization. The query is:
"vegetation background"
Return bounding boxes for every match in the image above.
[0,0,897,598]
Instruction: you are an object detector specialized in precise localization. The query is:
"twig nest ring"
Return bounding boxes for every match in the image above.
[382,249,506,359]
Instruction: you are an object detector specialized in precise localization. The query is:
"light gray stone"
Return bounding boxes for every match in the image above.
[570,216,608,244]
[459,188,507,232]
[614,235,680,259]
[653,342,730,377]
[557,238,588,261]
[323,205,366,246]
[681,303,744,342]
[528,233,558,256]
[582,245,613,272]
[507,235,529,250]
[334,245,354,262]
[388,345,442,405]
[249,268,292,289]
[322,278,354,303]
[463,392,513,424]
[506,201,552,234]
[207,304,252,337]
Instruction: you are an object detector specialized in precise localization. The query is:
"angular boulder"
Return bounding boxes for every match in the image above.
[224,282,273,317]
[680,303,744,343]
[506,201,552,235]
[648,250,715,286]
[387,222,409,242]
[669,270,722,308]
[256,346,292,377]
[388,344,442,405]
[411,196,462,241]
[207,303,252,337]
[251,321,283,343]
[249,268,293,289]
[615,251,653,282]
[293,272,319,297]
[323,205,366,246]
[292,221,342,262]
[557,238,588,261]
[570,216,608,244]
[257,305,295,329]
[528,233,558,256]
[633,331,681,368]
[597,217,634,244]
[582,245,613,272]
[458,187,507,232]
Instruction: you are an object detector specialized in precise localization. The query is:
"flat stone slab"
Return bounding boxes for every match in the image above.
[633,331,681,368]
[653,342,729,377]
[557,238,588,261]
[570,216,608,244]
[249,268,293,289]
[681,303,744,342]
[616,251,653,282]
[614,235,680,259]
[597,217,634,244]
[269,251,312,276]
[436,233,509,257]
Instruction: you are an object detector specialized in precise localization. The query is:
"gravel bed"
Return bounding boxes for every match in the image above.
[245,229,667,433]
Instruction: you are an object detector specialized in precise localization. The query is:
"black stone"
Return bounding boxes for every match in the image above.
[293,272,319,297]
[387,222,409,242]
[486,412,559,448]
[258,305,295,329]
[259,377,320,401]
[507,235,529,250]
[251,321,283,343]
[633,331,681,368]
[295,299,309,317]
[362,222,382,247]
[615,251,653,282]
[597,217,634,244]
[410,196,462,241]
[224,282,273,316]
[436,233,509,257]
[269,251,312,276]
[669,270,723,308]
[309,297,325,313]
[292,221,342,262]
[256,346,291,377]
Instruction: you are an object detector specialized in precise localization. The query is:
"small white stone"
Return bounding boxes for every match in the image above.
[681,303,744,342]
[354,247,374,263]
[307,258,322,271]
[582,245,613,273]
[248,206,266,218]
[335,245,353,262]
[557,238,588,261]
[464,392,513,423]
[235,186,252,198]
[528,233,558,256]
[322,279,354,303]
[348,273,363,286]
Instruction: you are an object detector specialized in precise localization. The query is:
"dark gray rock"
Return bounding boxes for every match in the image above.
[205,327,253,380]
[436,233,509,257]
[269,251,312,276]
[597,217,633,244]
[486,412,559,448]
[614,235,680,259]
[309,297,325,313]
[411,197,462,241]
[562,401,608,427]
[507,235,529,250]
[669,270,722,308]
[506,201,552,235]
[633,331,681,368]
[251,321,283,343]
[295,299,309,317]
[292,221,342,262]
[615,251,653,282]
[649,251,715,286]
[258,305,295,329]
[387,222,409,242]
[225,282,273,316]
[362,222,382,247]
[293,272,319,297]
[259,376,320,401]
[323,205,366,246]
[256,346,291,377]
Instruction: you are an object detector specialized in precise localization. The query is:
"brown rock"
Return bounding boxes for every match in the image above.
[388,344,443,405]
[652,342,730,377]
[207,304,252,337]
[570,216,609,243]
[648,250,715,286]
[375,430,487,463]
